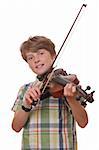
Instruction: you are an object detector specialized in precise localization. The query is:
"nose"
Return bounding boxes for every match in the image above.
[34,54,40,63]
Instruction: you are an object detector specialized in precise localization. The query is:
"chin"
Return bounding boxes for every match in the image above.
[38,71,47,75]
[35,70,47,76]
[34,67,50,76]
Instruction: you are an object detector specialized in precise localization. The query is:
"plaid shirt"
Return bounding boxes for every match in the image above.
[12,81,77,150]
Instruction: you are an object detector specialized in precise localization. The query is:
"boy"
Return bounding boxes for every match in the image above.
[12,36,88,150]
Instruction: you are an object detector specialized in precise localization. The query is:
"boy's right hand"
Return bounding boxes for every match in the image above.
[24,86,41,106]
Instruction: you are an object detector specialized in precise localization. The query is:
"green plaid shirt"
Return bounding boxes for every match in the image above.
[12,81,77,150]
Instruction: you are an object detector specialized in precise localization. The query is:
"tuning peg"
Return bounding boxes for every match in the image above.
[85,86,91,91]
[81,101,87,107]
[87,91,95,103]
[91,90,95,95]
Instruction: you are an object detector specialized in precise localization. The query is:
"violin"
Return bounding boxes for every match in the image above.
[31,68,95,107]
[32,4,95,107]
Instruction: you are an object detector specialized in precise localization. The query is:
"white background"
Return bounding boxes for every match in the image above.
[0,0,98,149]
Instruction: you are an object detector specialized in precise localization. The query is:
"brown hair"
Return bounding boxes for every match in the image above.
[20,36,56,61]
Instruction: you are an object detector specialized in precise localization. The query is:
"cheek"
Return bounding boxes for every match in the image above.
[46,55,54,63]
[28,63,34,70]
[46,59,53,66]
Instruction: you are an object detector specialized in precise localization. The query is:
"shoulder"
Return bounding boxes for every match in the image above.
[20,82,33,90]
[18,82,33,96]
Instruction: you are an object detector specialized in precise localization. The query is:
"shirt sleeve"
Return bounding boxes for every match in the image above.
[11,84,29,112]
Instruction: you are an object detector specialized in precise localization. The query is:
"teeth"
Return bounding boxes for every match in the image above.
[36,64,43,68]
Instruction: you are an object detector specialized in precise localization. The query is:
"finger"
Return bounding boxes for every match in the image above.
[64,83,75,97]
[33,86,41,96]
[72,85,76,93]
[31,90,40,100]
[27,86,40,99]
[66,83,74,91]
[25,94,33,104]
[25,89,38,101]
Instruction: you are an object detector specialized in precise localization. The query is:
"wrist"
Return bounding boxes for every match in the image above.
[23,99,32,109]
[21,105,32,112]
[66,97,76,104]
[22,99,32,112]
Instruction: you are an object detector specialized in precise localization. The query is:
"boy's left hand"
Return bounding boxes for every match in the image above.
[64,83,77,101]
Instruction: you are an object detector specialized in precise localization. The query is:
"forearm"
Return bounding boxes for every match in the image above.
[12,109,30,132]
[67,98,88,128]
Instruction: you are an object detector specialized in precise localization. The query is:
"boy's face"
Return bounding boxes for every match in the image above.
[26,49,56,75]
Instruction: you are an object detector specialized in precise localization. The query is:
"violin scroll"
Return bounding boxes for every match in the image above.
[76,85,95,107]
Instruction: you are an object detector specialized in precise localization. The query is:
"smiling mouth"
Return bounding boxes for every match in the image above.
[36,64,44,69]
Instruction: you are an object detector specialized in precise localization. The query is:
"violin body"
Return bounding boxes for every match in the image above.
[47,70,79,98]
[39,69,95,107]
